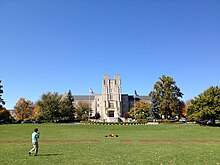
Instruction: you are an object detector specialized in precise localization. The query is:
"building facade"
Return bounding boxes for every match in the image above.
[74,74,150,122]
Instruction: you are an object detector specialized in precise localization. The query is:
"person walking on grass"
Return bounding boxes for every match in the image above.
[29,128,40,156]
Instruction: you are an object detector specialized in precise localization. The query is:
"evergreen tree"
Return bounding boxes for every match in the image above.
[0,80,5,110]
[67,90,75,114]
[59,90,75,121]
[149,91,160,119]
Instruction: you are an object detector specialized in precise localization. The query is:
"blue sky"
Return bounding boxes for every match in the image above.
[1,0,220,109]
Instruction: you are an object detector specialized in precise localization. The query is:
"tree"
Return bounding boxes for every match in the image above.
[129,100,151,119]
[75,100,90,120]
[0,107,13,123]
[187,86,220,123]
[33,105,43,120]
[149,91,160,119]
[0,80,5,110]
[14,98,34,120]
[37,92,61,122]
[149,75,184,119]
[181,100,192,118]
[95,112,101,120]
[59,90,75,121]
[124,112,130,121]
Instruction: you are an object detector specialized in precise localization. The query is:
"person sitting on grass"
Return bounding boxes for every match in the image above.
[105,134,119,138]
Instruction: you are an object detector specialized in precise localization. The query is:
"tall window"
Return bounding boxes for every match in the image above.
[110,94,113,100]
[110,103,114,108]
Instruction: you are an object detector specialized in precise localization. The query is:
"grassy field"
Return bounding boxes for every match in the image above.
[0,123,219,165]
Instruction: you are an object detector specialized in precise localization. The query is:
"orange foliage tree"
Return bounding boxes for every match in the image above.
[0,106,13,122]
[130,100,151,119]
[14,98,34,120]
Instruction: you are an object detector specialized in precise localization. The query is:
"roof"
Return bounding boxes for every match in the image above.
[73,95,151,101]
[73,95,95,100]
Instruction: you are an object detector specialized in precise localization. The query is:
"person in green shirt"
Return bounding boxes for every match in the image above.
[29,128,40,156]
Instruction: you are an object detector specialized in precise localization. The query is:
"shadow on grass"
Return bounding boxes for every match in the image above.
[199,123,220,127]
[37,153,62,156]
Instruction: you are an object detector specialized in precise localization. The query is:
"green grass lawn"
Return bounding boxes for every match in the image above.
[0,123,219,165]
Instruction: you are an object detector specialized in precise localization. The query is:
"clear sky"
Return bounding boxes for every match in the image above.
[1,0,220,109]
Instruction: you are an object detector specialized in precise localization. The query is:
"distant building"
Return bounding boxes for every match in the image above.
[8,109,16,119]
[74,74,151,122]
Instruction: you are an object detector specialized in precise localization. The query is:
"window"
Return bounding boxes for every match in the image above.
[110,103,114,108]
[110,80,114,87]
[110,94,113,100]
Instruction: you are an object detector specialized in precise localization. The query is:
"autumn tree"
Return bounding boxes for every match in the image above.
[187,86,220,123]
[33,105,43,120]
[0,80,5,110]
[36,92,61,122]
[182,100,192,118]
[124,112,130,121]
[75,100,90,120]
[149,75,184,119]
[14,98,34,120]
[0,106,13,123]
[59,90,75,121]
[130,100,151,119]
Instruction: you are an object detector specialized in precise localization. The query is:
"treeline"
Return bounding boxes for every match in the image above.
[0,89,97,123]
[149,75,220,123]
[13,90,97,122]
[127,75,220,123]
[1,75,220,124]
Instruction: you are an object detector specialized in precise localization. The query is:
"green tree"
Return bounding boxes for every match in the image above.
[149,75,184,119]
[75,100,90,120]
[0,80,5,110]
[187,86,220,123]
[37,92,61,122]
[130,100,151,119]
[149,91,160,119]
[59,90,75,121]
[14,98,34,120]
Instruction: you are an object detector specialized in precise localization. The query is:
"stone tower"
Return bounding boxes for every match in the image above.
[102,74,121,122]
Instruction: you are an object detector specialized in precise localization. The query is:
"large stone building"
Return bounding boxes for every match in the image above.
[74,74,150,122]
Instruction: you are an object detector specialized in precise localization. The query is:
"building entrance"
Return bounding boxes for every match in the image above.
[108,111,114,117]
